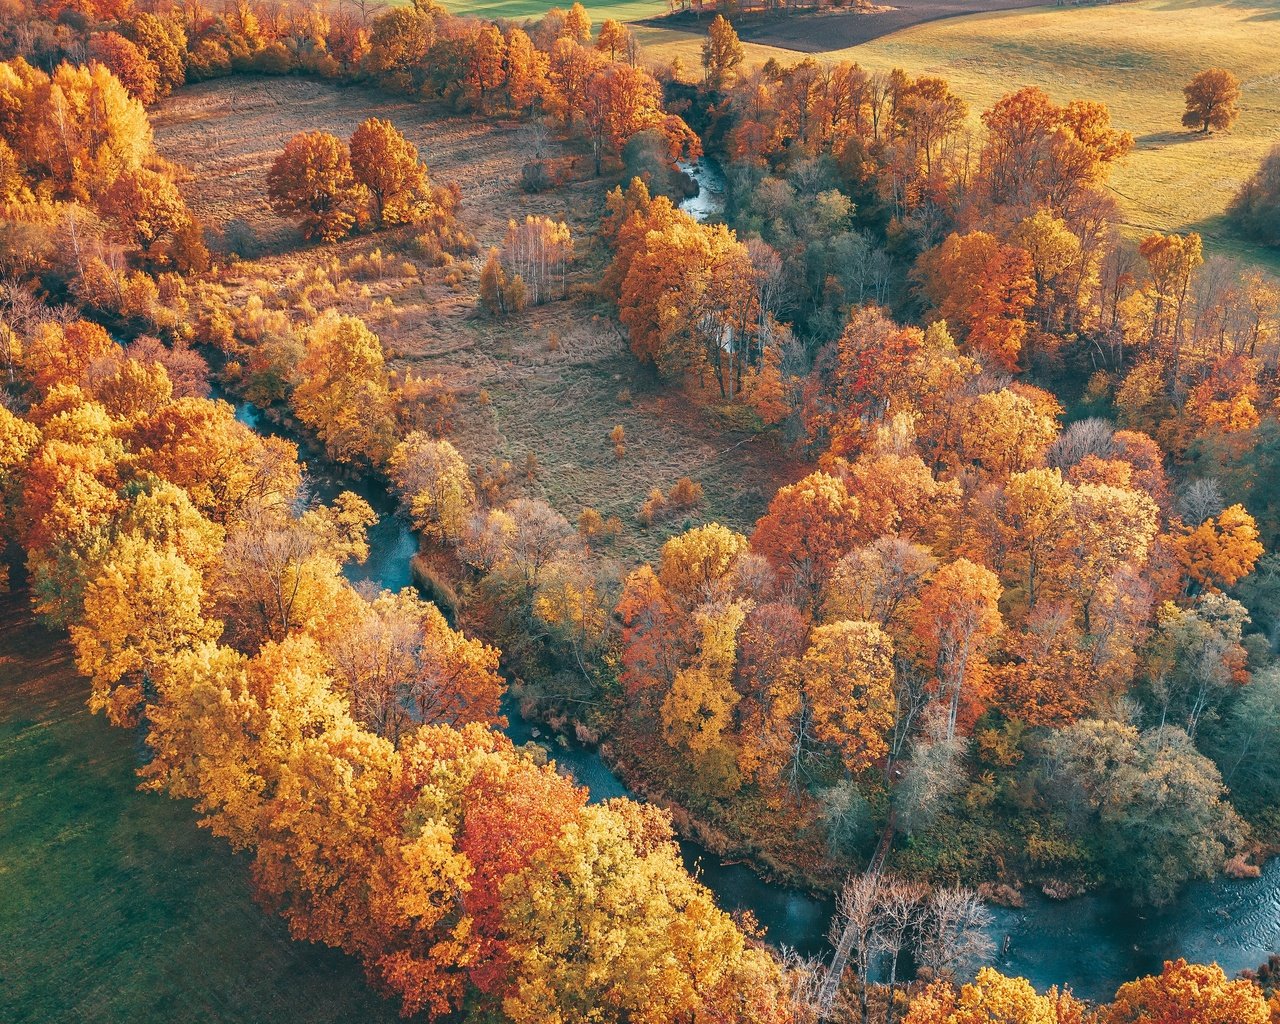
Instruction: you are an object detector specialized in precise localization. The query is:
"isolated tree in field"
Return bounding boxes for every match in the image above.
[267,131,367,241]
[701,15,743,92]
[349,117,433,227]
[1182,68,1241,134]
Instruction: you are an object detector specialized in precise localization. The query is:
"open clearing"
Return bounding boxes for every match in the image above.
[152,77,802,561]
[0,589,401,1024]
[635,0,1280,271]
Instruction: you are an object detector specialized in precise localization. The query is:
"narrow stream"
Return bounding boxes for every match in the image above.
[229,204,1280,995]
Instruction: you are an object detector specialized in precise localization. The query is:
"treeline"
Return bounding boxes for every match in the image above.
[574,18,1280,903]
[0,0,699,180]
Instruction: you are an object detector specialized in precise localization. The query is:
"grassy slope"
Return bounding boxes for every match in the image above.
[635,0,1280,270]
[0,591,401,1024]
[441,0,666,21]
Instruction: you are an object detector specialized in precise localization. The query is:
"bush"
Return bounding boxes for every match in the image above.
[521,160,550,193]
[667,476,703,510]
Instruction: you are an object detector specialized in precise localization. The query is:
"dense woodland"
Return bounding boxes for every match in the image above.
[3,0,1280,1019]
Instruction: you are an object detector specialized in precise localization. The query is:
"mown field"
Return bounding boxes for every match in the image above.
[152,77,802,562]
[0,589,402,1024]
[441,0,665,21]
[633,0,1280,270]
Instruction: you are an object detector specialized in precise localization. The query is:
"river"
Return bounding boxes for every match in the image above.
[230,266,1280,1000]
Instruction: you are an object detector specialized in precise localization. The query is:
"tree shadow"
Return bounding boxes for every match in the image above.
[1134,129,1211,147]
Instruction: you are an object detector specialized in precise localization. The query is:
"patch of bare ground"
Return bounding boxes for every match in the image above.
[153,76,802,560]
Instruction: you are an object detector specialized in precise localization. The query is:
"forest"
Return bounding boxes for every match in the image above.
[2,0,1280,1020]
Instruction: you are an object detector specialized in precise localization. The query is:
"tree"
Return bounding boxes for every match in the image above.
[1173,503,1263,591]
[215,492,375,647]
[349,117,434,227]
[916,232,1036,371]
[71,536,221,727]
[325,587,503,742]
[89,32,160,105]
[292,312,395,465]
[905,967,1082,1024]
[914,558,1003,741]
[800,620,896,774]
[1228,143,1280,247]
[1045,721,1243,905]
[501,215,572,304]
[752,471,861,602]
[130,13,187,96]
[660,600,746,762]
[102,167,193,257]
[1182,68,1241,134]
[267,131,368,241]
[388,432,475,544]
[592,19,628,64]
[958,388,1060,479]
[1104,959,1270,1024]
[701,15,743,92]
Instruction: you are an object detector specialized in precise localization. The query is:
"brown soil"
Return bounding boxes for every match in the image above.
[643,0,1057,53]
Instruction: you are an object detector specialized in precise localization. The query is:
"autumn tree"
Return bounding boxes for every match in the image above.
[71,536,221,727]
[324,587,503,742]
[1104,959,1270,1024]
[1182,68,1241,134]
[501,215,572,304]
[800,620,896,774]
[916,231,1036,370]
[388,432,475,544]
[349,117,435,227]
[267,131,368,242]
[914,558,1003,741]
[701,15,743,92]
[752,471,861,602]
[905,967,1085,1024]
[89,32,160,105]
[292,312,395,465]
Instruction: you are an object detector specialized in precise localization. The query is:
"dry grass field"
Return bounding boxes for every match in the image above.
[634,0,1280,270]
[152,77,802,561]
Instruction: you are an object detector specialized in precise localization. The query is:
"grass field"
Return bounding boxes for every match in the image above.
[634,0,1280,270]
[0,589,403,1024]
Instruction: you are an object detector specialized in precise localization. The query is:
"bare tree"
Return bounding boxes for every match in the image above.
[915,886,994,982]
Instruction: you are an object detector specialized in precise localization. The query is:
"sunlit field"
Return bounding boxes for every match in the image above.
[635,0,1280,269]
